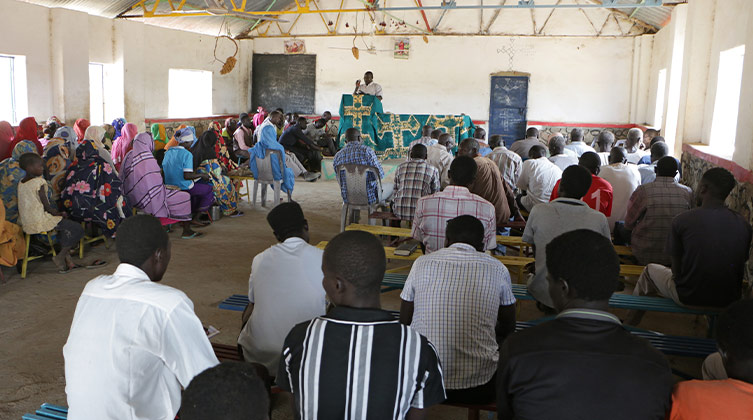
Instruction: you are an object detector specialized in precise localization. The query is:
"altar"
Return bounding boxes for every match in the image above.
[337,94,476,158]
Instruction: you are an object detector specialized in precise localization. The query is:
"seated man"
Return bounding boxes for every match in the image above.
[498,229,673,420]
[627,167,752,325]
[510,127,543,159]
[516,145,563,212]
[279,117,323,173]
[458,138,520,226]
[426,132,454,189]
[549,152,613,217]
[564,128,596,157]
[594,130,615,166]
[523,165,610,309]
[488,134,522,191]
[304,117,337,157]
[669,299,753,419]
[413,156,496,253]
[599,147,642,232]
[278,231,446,419]
[181,362,269,420]
[233,112,254,160]
[638,140,679,184]
[237,202,327,378]
[642,128,659,150]
[473,127,493,157]
[334,127,393,207]
[392,144,440,221]
[408,125,437,152]
[623,157,692,266]
[548,133,578,171]
[624,127,649,164]
[401,215,516,404]
[64,215,219,420]
[163,129,213,227]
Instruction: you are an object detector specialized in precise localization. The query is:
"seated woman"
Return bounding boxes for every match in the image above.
[0,141,42,223]
[82,125,118,175]
[10,117,43,156]
[62,134,129,239]
[111,122,137,172]
[73,118,90,142]
[192,130,242,217]
[121,133,201,239]
[43,135,73,204]
[151,123,168,165]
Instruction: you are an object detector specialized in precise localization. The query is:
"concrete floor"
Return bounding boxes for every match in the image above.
[0,172,709,420]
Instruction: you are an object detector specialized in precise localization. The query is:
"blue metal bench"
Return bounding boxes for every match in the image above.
[22,403,68,420]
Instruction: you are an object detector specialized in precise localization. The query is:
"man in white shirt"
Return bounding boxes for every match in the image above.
[488,134,522,191]
[548,134,578,171]
[510,127,544,159]
[63,215,219,420]
[401,215,516,404]
[599,147,642,232]
[594,131,615,166]
[516,145,563,212]
[354,71,383,100]
[625,127,649,164]
[426,133,454,189]
[564,128,596,157]
[522,166,611,309]
[237,202,327,378]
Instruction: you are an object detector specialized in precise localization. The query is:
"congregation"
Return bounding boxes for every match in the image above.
[4,110,753,420]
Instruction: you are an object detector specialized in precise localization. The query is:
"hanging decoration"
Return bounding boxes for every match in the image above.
[213,35,239,75]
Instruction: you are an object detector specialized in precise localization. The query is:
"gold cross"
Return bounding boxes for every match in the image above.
[378,114,422,147]
[343,95,374,129]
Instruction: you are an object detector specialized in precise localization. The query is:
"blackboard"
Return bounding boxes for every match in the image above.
[489,75,528,147]
[252,54,316,114]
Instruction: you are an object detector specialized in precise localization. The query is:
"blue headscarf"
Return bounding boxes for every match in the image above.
[111,118,126,141]
[248,124,294,193]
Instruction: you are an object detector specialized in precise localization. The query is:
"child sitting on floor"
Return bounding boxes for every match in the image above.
[17,153,85,273]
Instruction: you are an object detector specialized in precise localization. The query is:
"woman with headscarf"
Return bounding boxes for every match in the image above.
[121,133,201,239]
[73,118,90,142]
[41,116,63,148]
[151,123,167,151]
[102,124,115,150]
[0,121,14,161]
[53,126,78,153]
[9,117,43,155]
[111,118,126,141]
[0,141,42,223]
[192,130,242,217]
[210,121,237,172]
[82,125,118,175]
[61,138,129,239]
[42,137,73,203]
[110,122,138,172]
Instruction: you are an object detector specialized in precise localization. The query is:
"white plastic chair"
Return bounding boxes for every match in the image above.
[253,149,292,207]
[336,163,382,232]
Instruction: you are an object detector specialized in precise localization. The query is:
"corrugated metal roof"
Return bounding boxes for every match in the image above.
[611,0,685,29]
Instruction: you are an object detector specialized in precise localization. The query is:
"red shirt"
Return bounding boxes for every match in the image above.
[550,174,613,217]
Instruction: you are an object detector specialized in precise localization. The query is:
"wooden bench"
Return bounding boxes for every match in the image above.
[228,175,255,202]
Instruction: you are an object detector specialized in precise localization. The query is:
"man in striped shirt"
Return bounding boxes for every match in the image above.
[392,144,440,221]
[412,156,497,253]
[401,215,516,404]
[278,231,446,420]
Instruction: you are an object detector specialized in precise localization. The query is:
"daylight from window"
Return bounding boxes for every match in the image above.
[710,45,746,158]
[168,69,212,118]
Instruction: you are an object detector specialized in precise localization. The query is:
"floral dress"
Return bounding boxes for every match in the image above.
[61,140,130,237]
[43,139,72,203]
[196,159,239,215]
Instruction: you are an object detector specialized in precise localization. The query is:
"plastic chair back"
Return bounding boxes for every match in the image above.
[337,163,381,206]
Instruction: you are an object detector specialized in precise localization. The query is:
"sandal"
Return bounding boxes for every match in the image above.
[59,264,84,274]
[85,259,108,269]
[182,231,204,239]
[229,211,244,218]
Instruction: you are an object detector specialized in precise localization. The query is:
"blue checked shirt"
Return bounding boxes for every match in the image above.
[333,141,385,204]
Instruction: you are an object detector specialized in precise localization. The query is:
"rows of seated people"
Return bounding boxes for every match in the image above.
[0,108,335,274]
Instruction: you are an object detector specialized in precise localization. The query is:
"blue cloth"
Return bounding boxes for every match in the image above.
[333,141,384,204]
[479,147,492,157]
[162,146,195,191]
[248,124,295,193]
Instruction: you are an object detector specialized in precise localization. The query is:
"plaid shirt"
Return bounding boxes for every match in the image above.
[412,186,497,253]
[401,243,516,389]
[624,177,693,265]
[487,146,522,191]
[392,159,440,221]
[333,142,384,204]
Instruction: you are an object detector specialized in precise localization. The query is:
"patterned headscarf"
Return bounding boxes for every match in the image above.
[43,138,72,201]
[151,123,167,151]
[111,118,126,141]
[53,126,78,152]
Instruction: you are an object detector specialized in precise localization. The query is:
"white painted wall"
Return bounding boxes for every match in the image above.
[0,0,252,129]
[253,35,636,124]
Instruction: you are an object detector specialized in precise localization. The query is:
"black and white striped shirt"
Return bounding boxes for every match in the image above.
[277,306,446,420]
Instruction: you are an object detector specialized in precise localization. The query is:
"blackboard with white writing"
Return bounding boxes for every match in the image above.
[251,54,316,114]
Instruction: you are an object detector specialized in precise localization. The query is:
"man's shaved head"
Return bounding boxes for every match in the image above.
[579,152,602,175]
[608,147,627,165]
[596,131,615,153]
[549,134,566,156]
[529,145,547,159]
[458,138,480,158]
[474,127,486,140]
[570,128,584,143]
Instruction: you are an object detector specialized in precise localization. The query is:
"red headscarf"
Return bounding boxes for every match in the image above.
[0,121,14,161]
[74,118,91,141]
[9,117,43,155]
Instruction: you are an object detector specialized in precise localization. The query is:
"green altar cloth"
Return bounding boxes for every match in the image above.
[338,94,475,158]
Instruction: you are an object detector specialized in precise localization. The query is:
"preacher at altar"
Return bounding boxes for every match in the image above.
[337,94,476,157]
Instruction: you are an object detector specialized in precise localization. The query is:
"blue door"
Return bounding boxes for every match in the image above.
[489,76,529,147]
